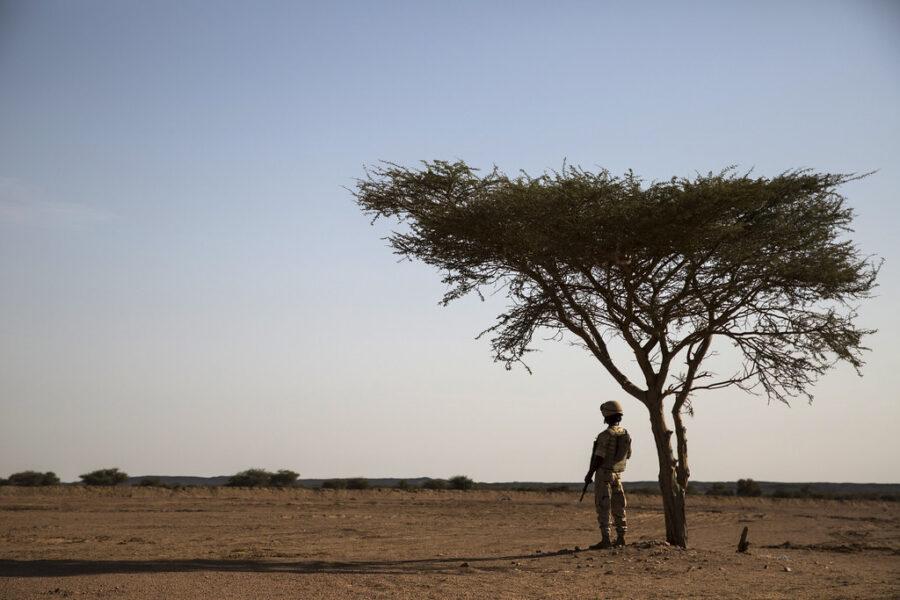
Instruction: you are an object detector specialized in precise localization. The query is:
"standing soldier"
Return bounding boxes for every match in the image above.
[584,400,632,549]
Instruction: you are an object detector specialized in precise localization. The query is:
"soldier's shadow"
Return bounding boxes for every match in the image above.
[0,548,583,577]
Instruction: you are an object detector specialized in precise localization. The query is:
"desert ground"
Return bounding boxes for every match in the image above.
[0,486,897,599]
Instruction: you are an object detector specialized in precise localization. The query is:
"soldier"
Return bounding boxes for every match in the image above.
[584,400,632,549]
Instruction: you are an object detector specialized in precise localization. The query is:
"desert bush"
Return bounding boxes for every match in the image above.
[227,469,272,487]
[545,485,571,493]
[269,469,299,487]
[628,486,660,495]
[80,468,128,486]
[706,482,734,497]
[395,479,411,490]
[0,477,8,486]
[422,478,447,490]
[345,477,370,490]
[736,478,762,497]
[8,471,60,486]
[321,479,346,489]
[137,477,163,487]
[448,475,474,490]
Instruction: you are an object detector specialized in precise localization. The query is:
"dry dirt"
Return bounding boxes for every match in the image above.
[1,486,898,599]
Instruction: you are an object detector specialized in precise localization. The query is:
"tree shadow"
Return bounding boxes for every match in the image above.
[0,548,581,578]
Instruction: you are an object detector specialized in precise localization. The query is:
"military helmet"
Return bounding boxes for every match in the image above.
[600,400,624,417]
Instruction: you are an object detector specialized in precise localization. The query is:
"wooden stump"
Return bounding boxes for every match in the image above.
[737,526,750,553]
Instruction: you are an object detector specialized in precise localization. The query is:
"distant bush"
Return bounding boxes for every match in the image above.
[0,477,8,486]
[422,479,447,490]
[321,479,346,489]
[269,470,299,487]
[627,486,660,495]
[227,469,272,487]
[395,479,411,490]
[705,482,734,497]
[545,485,572,493]
[7,471,60,486]
[80,468,128,486]
[736,478,762,497]
[137,477,165,487]
[345,477,370,490]
[448,475,475,491]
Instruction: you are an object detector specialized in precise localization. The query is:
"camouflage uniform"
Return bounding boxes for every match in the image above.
[593,425,631,538]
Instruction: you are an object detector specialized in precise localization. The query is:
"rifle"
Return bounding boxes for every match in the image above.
[579,437,599,502]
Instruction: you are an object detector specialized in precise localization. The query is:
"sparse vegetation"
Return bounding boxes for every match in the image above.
[706,483,735,497]
[736,478,762,497]
[321,479,347,489]
[269,469,299,487]
[137,477,165,487]
[395,479,411,490]
[545,485,572,493]
[227,468,272,487]
[448,475,475,490]
[345,477,370,490]
[7,471,60,486]
[422,479,447,490]
[626,486,660,495]
[80,468,128,486]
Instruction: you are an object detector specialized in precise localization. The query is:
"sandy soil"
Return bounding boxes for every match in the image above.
[1,486,897,599]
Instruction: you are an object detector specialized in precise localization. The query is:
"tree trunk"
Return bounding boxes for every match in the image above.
[647,399,688,547]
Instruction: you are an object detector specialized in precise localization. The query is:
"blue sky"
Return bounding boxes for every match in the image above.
[1,1,898,482]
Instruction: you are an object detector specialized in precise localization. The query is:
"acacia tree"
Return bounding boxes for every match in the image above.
[354,161,879,547]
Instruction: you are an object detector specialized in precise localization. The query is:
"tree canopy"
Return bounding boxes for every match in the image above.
[356,161,878,407]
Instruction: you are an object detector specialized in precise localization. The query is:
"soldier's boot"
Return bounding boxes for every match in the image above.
[614,533,626,547]
[590,532,612,550]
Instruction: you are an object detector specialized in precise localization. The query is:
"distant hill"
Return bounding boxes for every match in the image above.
[123,476,900,497]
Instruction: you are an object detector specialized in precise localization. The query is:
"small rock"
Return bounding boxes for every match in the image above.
[460,562,470,568]
[574,545,582,552]
[783,566,792,572]
[535,549,543,554]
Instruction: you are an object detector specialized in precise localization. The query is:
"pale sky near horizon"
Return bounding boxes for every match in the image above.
[1,1,898,484]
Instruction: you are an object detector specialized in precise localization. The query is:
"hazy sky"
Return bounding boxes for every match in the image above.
[1,1,898,483]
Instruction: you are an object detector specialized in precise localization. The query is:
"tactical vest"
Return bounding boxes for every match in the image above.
[596,427,631,473]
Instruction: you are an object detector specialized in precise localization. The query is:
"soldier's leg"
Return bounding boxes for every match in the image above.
[611,473,627,540]
[594,472,613,537]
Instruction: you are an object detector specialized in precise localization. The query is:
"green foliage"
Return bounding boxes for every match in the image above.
[355,161,878,404]
[321,479,347,489]
[137,477,164,487]
[422,478,447,490]
[226,469,300,487]
[448,475,475,490]
[705,482,735,496]
[80,468,128,486]
[7,471,60,486]
[269,469,299,487]
[544,485,572,493]
[627,486,660,495]
[320,478,369,490]
[345,477,370,490]
[736,478,762,497]
[227,469,273,487]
